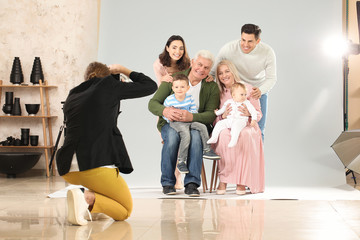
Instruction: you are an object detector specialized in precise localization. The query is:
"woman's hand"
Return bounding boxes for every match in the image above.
[250,119,256,127]
[160,74,173,83]
[205,75,214,82]
[108,64,132,76]
[238,104,250,117]
[221,104,232,119]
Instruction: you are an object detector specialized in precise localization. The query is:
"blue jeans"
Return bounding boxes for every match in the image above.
[258,93,268,141]
[160,123,202,187]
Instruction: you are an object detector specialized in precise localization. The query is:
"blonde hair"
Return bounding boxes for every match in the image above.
[231,82,247,96]
[215,60,242,94]
[84,62,111,81]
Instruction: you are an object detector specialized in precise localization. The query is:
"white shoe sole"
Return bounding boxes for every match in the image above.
[203,156,221,160]
[67,189,88,226]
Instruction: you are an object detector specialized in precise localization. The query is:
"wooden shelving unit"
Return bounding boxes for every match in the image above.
[0,79,57,177]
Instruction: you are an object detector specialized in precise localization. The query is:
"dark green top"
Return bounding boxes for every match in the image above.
[148,68,220,132]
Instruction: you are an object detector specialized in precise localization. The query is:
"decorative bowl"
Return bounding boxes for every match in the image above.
[0,152,42,178]
[25,104,40,115]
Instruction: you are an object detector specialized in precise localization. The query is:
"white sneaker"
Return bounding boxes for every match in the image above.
[67,188,91,226]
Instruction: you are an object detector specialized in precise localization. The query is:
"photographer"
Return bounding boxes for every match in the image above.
[56,62,157,225]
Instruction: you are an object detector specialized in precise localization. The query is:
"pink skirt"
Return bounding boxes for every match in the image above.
[214,124,265,193]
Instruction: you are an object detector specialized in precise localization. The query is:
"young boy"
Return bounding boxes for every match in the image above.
[163,74,220,173]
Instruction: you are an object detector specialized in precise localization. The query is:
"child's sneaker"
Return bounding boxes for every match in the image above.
[203,148,221,160]
[177,161,189,173]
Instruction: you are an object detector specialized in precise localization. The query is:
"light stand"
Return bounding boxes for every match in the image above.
[341,0,360,183]
[49,102,66,174]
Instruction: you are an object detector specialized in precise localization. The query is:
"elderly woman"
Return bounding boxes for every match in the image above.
[213,60,264,195]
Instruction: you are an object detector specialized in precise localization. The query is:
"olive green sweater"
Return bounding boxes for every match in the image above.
[148,68,220,132]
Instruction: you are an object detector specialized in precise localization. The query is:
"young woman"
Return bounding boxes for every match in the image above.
[153,35,191,189]
[153,35,191,84]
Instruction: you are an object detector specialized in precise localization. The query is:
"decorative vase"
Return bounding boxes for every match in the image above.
[30,57,44,85]
[5,92,14,105]
[11,97,21,116]
[21,128,30,146]
[14,139,22,146]
[10,57,24,85]
[2,104,12,115]
[2,92,14,115]
[30,135,39,146]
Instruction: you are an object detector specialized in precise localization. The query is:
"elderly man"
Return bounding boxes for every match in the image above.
[149,50,220,197]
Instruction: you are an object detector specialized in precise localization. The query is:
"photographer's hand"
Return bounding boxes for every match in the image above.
[108,64,132,77]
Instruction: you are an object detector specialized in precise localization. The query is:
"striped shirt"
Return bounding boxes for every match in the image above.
[163,93,197,122]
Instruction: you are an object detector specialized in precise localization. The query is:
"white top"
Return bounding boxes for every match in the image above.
[69,154,116,172]
[215,99,257,120]
[212,40,277,94]
[188,80,202,110]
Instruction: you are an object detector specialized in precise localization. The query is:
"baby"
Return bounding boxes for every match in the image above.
[207,82,257,148]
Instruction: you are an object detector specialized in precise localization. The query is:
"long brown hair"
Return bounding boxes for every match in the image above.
[158,35,190,71]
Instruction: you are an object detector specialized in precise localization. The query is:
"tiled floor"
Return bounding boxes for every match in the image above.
[0,170,359,240]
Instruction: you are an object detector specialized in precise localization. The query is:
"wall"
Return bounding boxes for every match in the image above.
[0,0,99,171]
[345,0,360,130]
[98,0,346,188]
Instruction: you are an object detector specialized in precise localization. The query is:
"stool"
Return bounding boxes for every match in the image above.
[201,161,208,193]
[201,159,219,193]
[209,160,218,193]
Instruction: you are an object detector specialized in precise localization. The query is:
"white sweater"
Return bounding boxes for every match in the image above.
[212,40,277,94]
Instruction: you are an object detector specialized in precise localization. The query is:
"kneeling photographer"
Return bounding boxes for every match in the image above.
[56,62,157,225]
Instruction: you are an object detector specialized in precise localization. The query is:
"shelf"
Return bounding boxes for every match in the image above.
[0,115,57,119]
[0,145,54,149]
[0,83,57,88]
[0,79,56,177]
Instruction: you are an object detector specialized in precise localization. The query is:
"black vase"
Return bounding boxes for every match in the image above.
[2,92,13,115]
[10,57,24,85]
[5,92,14,105]
[21,128,30,146]
[30,135,39,146]
[2,104,12,115]
[11,97,21,116]
[30,57,44,85]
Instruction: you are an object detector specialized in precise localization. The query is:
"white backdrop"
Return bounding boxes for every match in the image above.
[98,0,346,188]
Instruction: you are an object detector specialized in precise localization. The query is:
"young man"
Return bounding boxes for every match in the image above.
[212,23,277,140]
[149,50,220,197]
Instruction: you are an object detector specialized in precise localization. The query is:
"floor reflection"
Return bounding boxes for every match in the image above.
[159,199,264,240]
[161,199,204,239]
[66,220,133,240]
[215,199,264,240]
